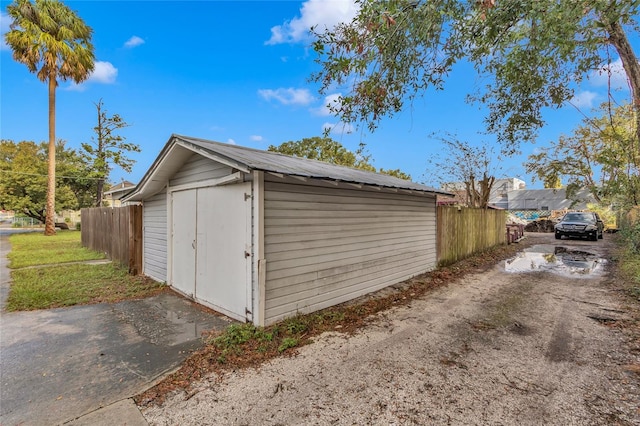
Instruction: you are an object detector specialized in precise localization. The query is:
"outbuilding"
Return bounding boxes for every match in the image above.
[124,135,450,326]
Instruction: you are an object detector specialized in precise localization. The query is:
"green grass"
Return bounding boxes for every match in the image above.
[6,263,164,311]
[8,231,105,268]
[618,222,640,299]
[619,247,640,299]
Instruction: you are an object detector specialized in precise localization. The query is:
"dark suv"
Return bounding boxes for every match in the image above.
[554,212,604,241]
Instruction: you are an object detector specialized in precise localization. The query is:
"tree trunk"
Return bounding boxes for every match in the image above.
[94,100,106,206]
[479,174,495,209]
[96,177,104,207]
[607,19,640,162]
[44,74,56,236]
[22,209,46,224]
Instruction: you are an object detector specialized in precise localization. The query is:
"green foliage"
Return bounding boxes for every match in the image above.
[618,215,640,299]
[525,103,640,207]
[278,337,299,353]
[620,220,640,254]
[5,0,95,85]
[0,140,95,222]
[311,0,640,154]
[207,313,325,363]
[212,323,259,348]
[81,100,140,206]
[378,168,411,180]
[268,136,411,178]
[284,317,308,334]
[587,203,617,230]
[268,136,366,168]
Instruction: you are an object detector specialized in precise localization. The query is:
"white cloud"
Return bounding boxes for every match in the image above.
[88,61,118,84]
[315,93,343,116]
[227,138,236,145]
[66,61,118,91]
[124,35,145,48]
[258,87,315,106]
[322,121,353,135]
[266,0,359,45]
[570,91,598,108]
[250,135,263,142]
[1,11,11,51]
[588,58,629,90]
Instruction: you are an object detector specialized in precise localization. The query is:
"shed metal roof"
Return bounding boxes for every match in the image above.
[125,134,451,201]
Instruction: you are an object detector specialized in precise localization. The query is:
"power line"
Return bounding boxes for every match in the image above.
[0,170,104,181]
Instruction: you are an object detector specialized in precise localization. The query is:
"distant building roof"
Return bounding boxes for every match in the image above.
[125,134,452,201]
[103,181,136,201]
[104,181,136,195]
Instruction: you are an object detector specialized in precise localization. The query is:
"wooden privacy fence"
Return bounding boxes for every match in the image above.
[437,206,507,266]
[81,206,143,274]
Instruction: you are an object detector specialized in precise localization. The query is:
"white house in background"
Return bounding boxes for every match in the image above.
[489,178,526,209]
[441,177,526,208]
[507,188,597,211]
[103,181,136,207]
[124,134,451,326]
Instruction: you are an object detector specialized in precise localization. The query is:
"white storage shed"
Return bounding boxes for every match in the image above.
[124,135,450,326]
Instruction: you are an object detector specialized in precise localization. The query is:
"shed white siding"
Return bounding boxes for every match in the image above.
[263,176,437,324]
[143,190,168,282]
[169,153,233,187]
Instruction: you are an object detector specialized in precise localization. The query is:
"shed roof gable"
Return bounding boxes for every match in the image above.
[125,134,451,201]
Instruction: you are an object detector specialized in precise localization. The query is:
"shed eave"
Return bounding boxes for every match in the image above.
[262,170,453,197]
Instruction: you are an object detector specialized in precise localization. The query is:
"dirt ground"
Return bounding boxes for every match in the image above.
[141,233,640,425]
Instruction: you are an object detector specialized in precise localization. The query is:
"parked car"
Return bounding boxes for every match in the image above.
[554,211,604,241]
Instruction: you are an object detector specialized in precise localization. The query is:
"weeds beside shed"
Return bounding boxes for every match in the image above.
[124,134,451,326]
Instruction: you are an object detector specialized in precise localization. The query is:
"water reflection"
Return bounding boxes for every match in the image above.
[505,245,605,277]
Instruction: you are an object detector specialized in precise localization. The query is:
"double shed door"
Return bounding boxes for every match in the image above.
[171,183,251,321]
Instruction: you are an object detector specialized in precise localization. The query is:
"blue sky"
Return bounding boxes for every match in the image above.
[0,0,636,189]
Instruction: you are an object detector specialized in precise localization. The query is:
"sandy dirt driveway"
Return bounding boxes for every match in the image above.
[142,233,640,425]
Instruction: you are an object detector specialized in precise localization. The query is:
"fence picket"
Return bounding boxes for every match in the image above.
[80,206,142,274]
[437,206,507,266]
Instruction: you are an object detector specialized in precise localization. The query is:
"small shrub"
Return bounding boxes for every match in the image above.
[255,330,274,342]
[620,221,640,254]
[75,222,81,231]
[278,337,299,353]
[212,323,257,348]
[284,318,308,334]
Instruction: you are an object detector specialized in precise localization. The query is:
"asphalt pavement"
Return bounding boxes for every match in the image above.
[0,233,232,425]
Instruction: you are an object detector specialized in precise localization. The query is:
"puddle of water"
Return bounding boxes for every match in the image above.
[115,293,233,346]
[505,245,606,278]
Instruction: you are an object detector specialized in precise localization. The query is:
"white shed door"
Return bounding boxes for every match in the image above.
[195,183,250,320]
[171,189,197,297]
[171,183,250,321]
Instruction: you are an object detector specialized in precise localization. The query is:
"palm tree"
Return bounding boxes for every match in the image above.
[5,0,94,235]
